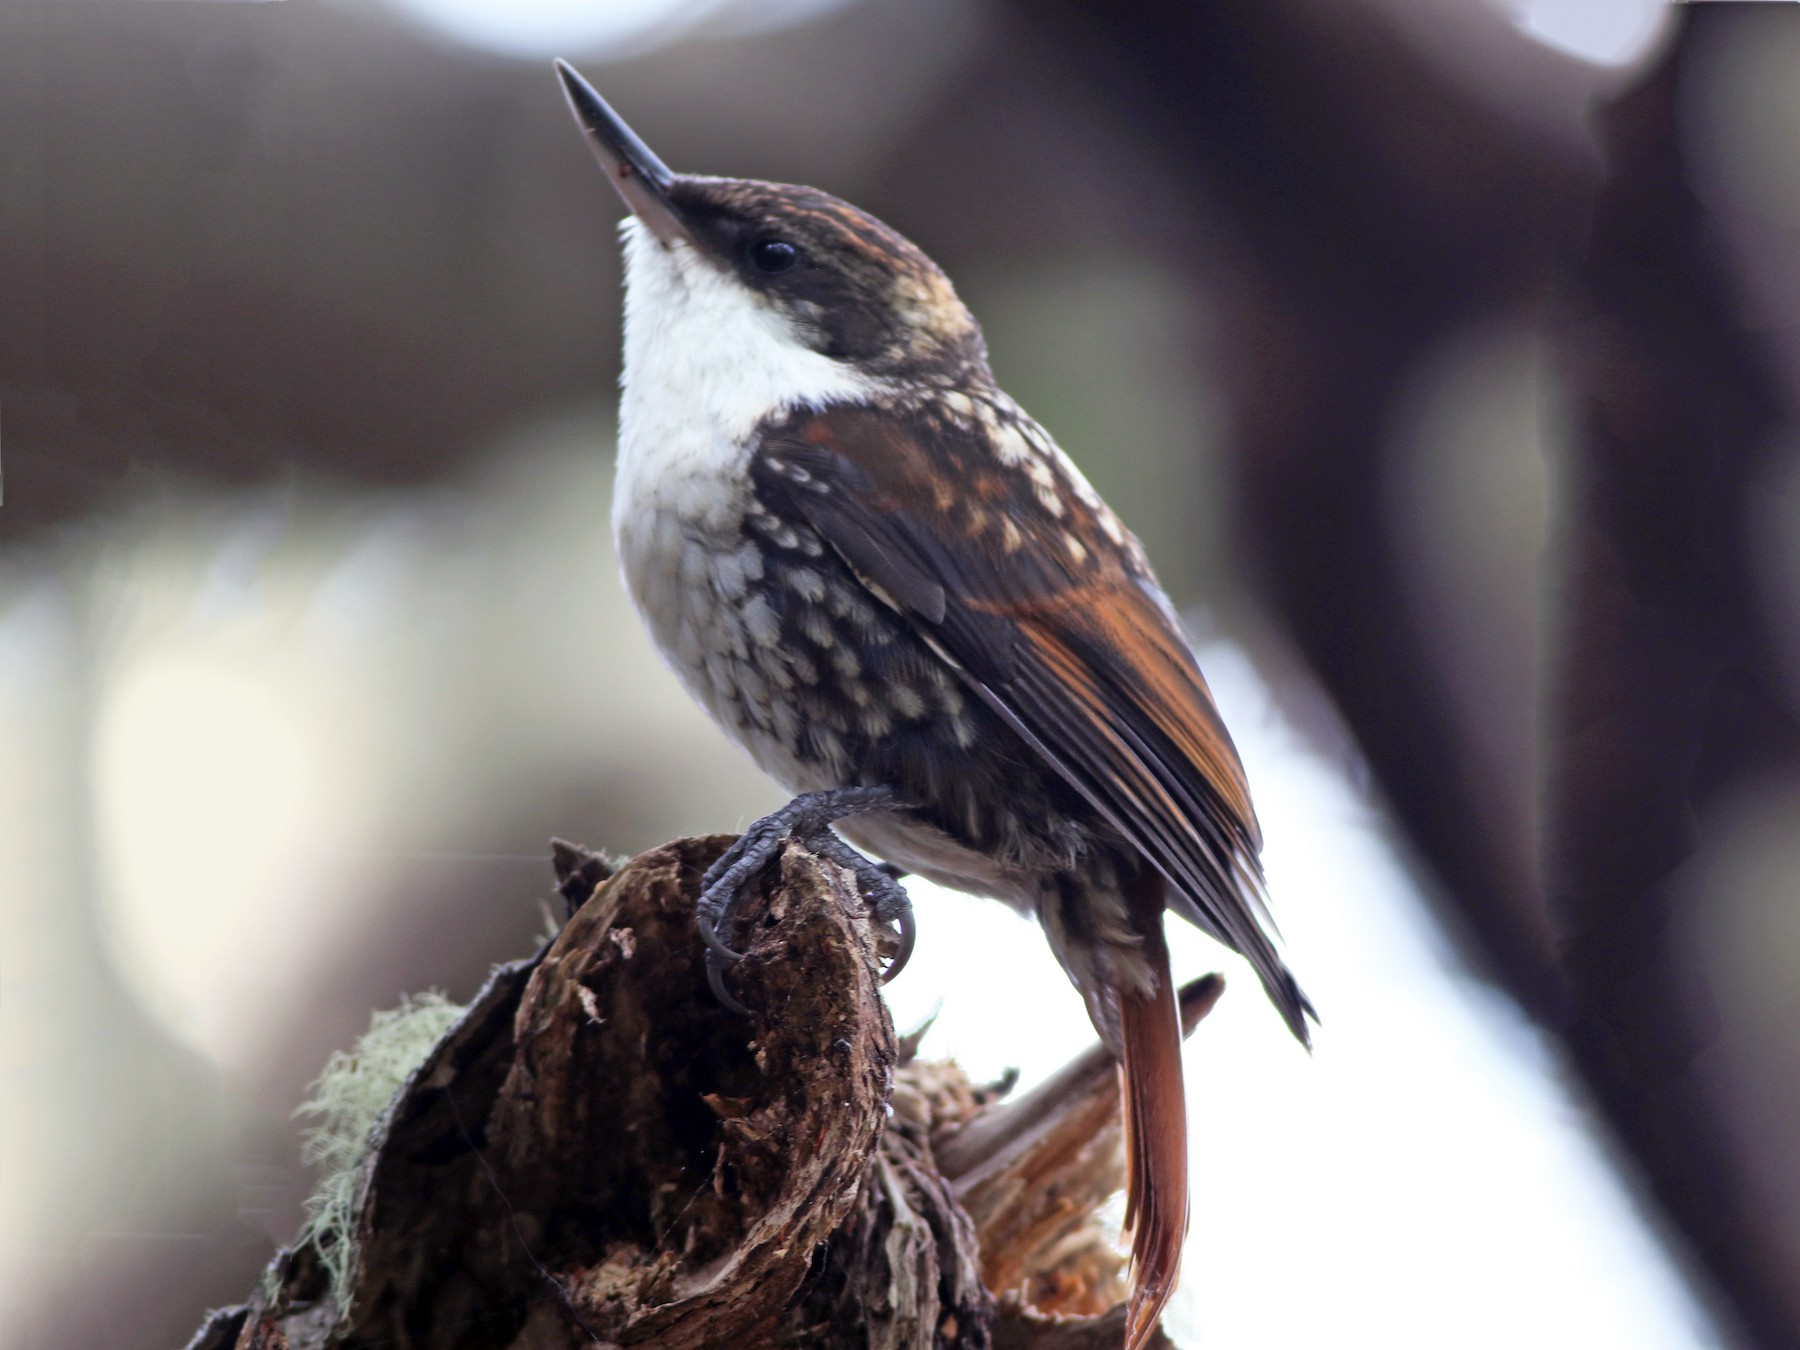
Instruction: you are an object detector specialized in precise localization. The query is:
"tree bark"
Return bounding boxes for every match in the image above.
[187,836,1218,1350]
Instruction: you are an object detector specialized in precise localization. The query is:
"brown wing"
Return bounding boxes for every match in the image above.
[755,401,1314,1045]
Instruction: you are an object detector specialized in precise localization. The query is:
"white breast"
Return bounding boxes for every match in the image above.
[613,219,871,542]
[611,220,874,749]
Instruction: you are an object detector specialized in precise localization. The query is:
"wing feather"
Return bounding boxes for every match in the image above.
[758,404,1314,1043]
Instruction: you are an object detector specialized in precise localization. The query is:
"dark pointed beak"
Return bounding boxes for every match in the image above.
[553,59,693,248]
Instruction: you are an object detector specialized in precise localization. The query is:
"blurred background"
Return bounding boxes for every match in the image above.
[4,0,1800,1345]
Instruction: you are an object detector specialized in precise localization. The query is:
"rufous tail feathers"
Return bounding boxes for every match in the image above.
[1119,910,1188,1350]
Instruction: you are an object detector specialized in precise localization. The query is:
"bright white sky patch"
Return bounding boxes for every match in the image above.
[883,642,1716,1348]
[94,655,324,1061]
[384,0,695,57]
[1503,0,1672,68]
[382,0,855,59]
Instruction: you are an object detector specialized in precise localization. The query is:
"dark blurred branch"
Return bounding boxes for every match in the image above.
[1022,0,1800,1343]
[1023,0,1590,1026]
[1546,10,1800,1344]
[188,836,1223,1349]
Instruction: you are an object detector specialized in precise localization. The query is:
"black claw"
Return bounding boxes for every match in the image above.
[693,785,915,1014]
[695,912,745,966]
[705,951,752,1016]
[880,906,917,985]
[790,811,915,987]
[695,824,785,965]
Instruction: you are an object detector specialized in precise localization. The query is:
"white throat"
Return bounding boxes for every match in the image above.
[614,219,872,532]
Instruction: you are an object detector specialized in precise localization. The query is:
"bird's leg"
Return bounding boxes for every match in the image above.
[697,785,914,1013]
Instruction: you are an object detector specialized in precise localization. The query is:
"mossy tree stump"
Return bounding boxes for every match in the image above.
[189,836,1219,1349]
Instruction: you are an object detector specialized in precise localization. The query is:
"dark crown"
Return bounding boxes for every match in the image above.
[666,176,990,383]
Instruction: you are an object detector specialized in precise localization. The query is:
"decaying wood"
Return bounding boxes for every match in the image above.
[187,836,1223,1350]
[936,978,1223,1318]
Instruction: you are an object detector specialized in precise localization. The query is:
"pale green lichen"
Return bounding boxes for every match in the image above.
[290,991,467,1308]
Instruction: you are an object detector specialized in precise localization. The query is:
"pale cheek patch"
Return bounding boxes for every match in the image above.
[612,219,876,535]
[891,270,977,351]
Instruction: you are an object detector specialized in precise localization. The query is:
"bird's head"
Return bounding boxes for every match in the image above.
[555,60,987,396]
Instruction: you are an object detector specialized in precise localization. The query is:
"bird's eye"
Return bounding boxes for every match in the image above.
[750,238,801,274]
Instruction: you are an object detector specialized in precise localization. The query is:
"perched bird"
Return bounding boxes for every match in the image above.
[554,60,1313,1346]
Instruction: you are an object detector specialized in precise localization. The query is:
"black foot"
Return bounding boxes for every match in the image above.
[697,786,916,1014]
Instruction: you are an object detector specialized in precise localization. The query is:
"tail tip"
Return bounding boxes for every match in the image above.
[1273,969,1318,1050]
[1125,1283,1169,1350]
